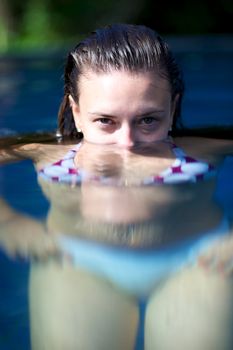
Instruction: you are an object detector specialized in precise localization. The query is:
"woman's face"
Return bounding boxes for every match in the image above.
[71,70,176,147]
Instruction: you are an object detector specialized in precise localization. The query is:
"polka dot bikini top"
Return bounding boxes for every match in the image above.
[38,143,216,186]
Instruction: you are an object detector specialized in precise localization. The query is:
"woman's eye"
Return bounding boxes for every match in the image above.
[98,118,114,125]
[139,116,157,125]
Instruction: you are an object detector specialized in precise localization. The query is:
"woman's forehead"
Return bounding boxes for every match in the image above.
[80,69,169,85]
[78,70,171,101]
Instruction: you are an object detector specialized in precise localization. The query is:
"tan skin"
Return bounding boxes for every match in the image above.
[1,69,233,350]
[70,70,177,146]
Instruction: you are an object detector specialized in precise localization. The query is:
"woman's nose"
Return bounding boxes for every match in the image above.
[117,123,135,148]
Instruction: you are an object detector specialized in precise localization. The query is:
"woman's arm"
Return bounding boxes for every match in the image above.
[0,197,60,260]
[0,142,74,168]
[197,227,233,276]
[175,137,233,162]
[0,143,40,164]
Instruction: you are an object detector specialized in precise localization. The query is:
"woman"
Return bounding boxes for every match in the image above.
[1,23,233,350]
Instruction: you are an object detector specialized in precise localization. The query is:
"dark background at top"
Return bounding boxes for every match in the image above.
[0,0,232,51]
[135,0,233,35]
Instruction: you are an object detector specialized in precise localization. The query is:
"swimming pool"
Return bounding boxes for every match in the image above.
[1,37,233,136]
[0,38,233,350]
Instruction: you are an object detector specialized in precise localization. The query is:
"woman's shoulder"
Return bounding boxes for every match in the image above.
[174,136,233,160]
[30,143,79,169]
[0,141,78,169]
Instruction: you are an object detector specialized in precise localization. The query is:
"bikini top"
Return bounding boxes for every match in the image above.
[38,142,216,186]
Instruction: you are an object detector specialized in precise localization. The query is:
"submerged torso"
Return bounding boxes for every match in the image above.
[38,140,216,186]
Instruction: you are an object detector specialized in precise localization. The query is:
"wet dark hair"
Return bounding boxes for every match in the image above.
[58,23,184,139]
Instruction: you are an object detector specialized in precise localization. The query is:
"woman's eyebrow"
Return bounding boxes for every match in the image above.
[136,110,165,117]
[88,109,165,118]
[88,112,117,118]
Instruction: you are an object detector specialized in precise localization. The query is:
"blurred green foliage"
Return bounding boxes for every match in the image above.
[0,0,232,52]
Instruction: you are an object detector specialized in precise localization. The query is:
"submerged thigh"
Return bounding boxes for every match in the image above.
[145,266,233,350]
[30,262,138,350]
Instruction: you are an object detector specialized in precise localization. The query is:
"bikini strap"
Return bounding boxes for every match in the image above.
[171,143,187,159]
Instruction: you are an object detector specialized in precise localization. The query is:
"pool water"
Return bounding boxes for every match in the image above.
[0,40,233,350]
[1,40,233,136]
[1,146,233,349]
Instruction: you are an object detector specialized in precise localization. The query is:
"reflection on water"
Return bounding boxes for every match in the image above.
[0,141,233,349]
